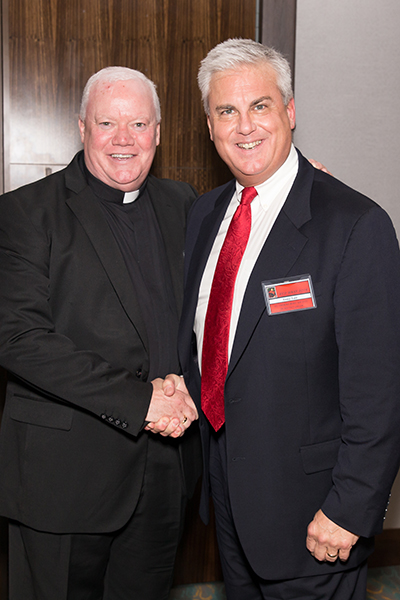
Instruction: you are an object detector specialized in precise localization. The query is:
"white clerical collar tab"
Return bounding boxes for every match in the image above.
[123,190,140,204]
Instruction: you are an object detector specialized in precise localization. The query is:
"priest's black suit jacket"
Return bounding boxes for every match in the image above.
[178,150,400,580]
[0,152,201,533]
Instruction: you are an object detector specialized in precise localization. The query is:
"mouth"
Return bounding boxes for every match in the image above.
[237,140,262,150]
[110,154,134,160]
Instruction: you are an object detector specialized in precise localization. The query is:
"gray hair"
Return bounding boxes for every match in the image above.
[79,66,161,123]
[198,38,293,114]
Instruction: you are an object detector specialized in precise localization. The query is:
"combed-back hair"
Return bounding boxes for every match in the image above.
[198,38,293,115]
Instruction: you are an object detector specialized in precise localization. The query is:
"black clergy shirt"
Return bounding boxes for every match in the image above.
[80,154,180,381]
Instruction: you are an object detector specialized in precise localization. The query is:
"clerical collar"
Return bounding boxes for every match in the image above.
[123,190,140,203]
[79,152,146,204]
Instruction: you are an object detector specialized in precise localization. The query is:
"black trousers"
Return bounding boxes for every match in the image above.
[9,437,186,600]
[209,429,368,600]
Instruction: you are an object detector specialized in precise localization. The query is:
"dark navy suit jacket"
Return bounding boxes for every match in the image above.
[179,150,400,579]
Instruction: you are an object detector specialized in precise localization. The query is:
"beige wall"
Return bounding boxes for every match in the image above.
[294,0,400,528]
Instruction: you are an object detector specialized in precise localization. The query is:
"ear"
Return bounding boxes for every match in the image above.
[286,98,296,130]
[155,122,161,147]
[206,115,214,142]
[78,118,85,143]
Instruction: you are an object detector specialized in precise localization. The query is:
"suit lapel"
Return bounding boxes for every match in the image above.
[66,187,149,351]
[180,182,236,353]
[187,181,236,296]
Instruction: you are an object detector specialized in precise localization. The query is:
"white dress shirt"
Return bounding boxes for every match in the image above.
[194,144,299,371]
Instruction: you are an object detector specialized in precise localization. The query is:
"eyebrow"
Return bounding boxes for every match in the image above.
[250,96,273,106]
[214,96,273,112]
[214,104,235,112]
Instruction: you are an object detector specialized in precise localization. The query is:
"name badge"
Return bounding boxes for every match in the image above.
[262,274,317,316]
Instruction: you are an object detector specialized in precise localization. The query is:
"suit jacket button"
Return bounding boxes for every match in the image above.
[101,413,107,420]
[107,416,114,423]
[122,421,128,429]
[136,369,142,378]
[115,419,121,426]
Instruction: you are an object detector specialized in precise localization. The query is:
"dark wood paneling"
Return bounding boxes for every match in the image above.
[261,0,296,81]
[368,528,400,568]
[150,0,256,192]
[4,0,256,193]
[173,484,223,586]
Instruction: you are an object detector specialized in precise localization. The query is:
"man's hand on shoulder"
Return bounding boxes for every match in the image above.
[308,158,332,175]
[306,509,359,563]
[145,376,198,438]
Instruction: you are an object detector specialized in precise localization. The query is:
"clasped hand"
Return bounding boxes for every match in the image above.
[145,375,198,438]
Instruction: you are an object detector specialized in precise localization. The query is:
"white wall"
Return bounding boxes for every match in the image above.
[294,0,400,234]
[294,0,400,529]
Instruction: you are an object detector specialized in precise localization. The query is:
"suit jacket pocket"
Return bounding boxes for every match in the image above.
[10,395,73,430]
[300,437,341,474]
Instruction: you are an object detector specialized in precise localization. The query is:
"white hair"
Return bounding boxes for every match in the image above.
[198,38,293,114]
[79,66,161,123]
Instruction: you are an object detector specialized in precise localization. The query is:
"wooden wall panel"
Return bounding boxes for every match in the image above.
[4,0,256,193]
[261,0,297,80]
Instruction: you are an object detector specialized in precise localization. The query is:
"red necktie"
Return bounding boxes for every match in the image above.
[201,186,257,431]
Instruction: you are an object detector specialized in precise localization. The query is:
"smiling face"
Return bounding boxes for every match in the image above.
[79,78,160,192]
[206,62,296,187]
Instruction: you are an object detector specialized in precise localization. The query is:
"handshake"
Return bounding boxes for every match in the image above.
[145,374,198,438]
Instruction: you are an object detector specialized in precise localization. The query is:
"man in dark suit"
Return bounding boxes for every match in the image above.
[174,39,400,599]
[0,66,201,600]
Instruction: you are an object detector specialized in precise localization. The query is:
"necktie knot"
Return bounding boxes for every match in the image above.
[241,186,257,206]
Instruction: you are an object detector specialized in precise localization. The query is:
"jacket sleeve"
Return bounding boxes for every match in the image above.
[321,203,400,537]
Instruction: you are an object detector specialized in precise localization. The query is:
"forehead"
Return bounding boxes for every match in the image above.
[209,63,281,104]
[88,79,155,118]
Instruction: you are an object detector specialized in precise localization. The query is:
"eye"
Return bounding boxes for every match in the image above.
[132,122,150,131]
[254,104,267,111]
[219,107,235,117]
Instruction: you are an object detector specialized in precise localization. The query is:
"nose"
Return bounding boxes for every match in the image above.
[112,125,134,146]
[237,111,256,135]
